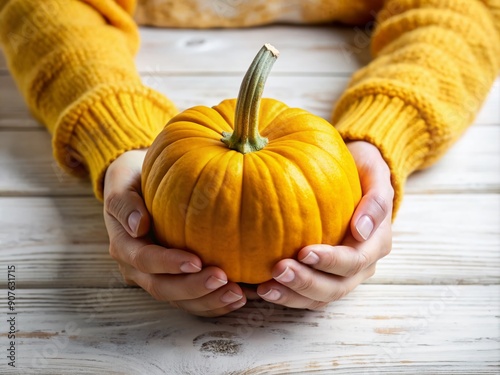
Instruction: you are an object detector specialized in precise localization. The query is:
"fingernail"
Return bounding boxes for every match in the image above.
[355,215,374,240]
[229,300,246,309]
[300,251,320,265]
[259,288,281,301]
[274,267,295,283]
[180,262,201,273]
[205,276,228,290]
[128,211,142,236]
[221,290,243,304]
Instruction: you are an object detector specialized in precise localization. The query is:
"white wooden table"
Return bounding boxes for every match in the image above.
[1,26,499,374]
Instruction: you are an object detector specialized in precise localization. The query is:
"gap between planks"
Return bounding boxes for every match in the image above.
[0,125,498,197]
[0,194,498,288]
[0,285,498,374]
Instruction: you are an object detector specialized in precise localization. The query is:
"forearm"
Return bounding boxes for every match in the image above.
[0,0,177,199]
[333,0,500,214]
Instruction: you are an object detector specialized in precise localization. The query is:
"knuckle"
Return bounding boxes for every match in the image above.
[346,252,369,277]
[294,274,314,292]
[104,191,123,218]
[372,194,390,218]
[327,284,349,302]
[323,250,338,270]
[183,286,201,301]
[128,246,147,272]
[145,277,164,301]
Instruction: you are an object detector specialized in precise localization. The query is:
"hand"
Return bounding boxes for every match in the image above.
[103,149,246,317]
[257,141,394,309]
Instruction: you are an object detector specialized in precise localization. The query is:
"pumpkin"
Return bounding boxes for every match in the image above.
[142,44,361,284]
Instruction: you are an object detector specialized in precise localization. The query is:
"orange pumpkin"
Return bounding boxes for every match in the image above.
[142,44,361,283]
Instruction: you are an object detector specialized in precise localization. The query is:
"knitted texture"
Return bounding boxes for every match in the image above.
[0,0,177,200]
[333,0,500,213]
[0,0,499,212]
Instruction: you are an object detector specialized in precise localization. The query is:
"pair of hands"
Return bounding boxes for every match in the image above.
[103,141,394,317]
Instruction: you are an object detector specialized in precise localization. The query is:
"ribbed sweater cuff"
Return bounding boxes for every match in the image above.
[52,83,177,200]
[333,94,429,215]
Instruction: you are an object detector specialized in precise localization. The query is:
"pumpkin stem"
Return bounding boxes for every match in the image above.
[221,43,279,154]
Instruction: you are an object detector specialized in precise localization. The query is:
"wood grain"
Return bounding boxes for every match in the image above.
[1,74,499,129]
[0,285,497,374]
[0,125,498,197]
[1,25,370,74]
[0,24,499,374]
[0,194,497,288]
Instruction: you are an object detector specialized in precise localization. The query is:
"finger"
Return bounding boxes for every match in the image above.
[105,215,202,274]
[298,244,370,277]
[351,193,391,241]
[298,219,392,277]
[174,284,247,317]
[347,142,394,242]
[128,266,229,302]
[257,263,377,309]
[103,151,150,238]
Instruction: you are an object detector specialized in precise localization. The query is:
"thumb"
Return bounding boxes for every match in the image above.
[351,193,391,242]
[103,150,151,238]
[347,142,394,242]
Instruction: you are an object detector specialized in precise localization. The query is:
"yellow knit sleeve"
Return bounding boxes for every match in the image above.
[0,0,177,200]
[332,0,500,214]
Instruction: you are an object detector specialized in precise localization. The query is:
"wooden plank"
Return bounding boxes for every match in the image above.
[381,194,500,285]
[0,130,91,196]
[0,73,350,129]
[0,285,498,374]
[1,74,498,129]
[403,125,500,194]
[0,125,497,197]
[134,26,370,74]
[0,75,41,129]
[0,194,497,288]
[2,25,367,74]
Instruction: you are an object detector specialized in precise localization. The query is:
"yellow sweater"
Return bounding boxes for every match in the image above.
[0,0,499,214]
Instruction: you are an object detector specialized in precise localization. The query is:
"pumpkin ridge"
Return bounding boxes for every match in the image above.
[261,112,335,140]
[261,148,322,246]
[224,151,244,279]
[182,148,232,249]
[239,153,285,281]
[150,145,226,234]
[253,153,285,272]
[212,99,236,131]
[266,129,339,143]
[237,153,245,280]
[253,151,297,263]
[166,122,226,140]
[169,106,231,135]
[147,143,220,214]
[185,150,237,260]
[293,137,361,211]
[257,98,290,133]
[166,136,225,149]
[286,142,356,241]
